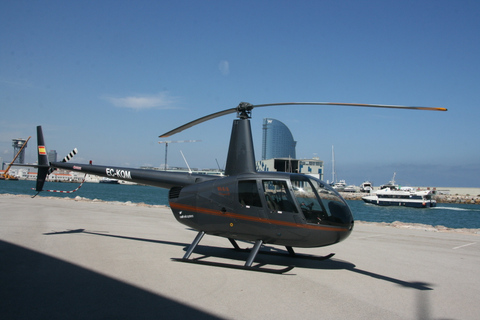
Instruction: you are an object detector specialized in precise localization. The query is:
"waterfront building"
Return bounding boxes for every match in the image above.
[262,118,297,160]
[256,157,324,180]
[259,118,323,180]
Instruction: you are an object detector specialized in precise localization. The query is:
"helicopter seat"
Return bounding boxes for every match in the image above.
[265,193,277,211]
[269,192,296,213]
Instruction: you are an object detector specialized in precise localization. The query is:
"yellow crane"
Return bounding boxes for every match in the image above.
[1,136,31,180]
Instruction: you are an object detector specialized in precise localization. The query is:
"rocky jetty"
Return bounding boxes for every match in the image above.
[339,192,480,205]
[434,193,480,205]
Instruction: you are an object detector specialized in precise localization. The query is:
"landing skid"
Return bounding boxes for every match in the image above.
[173,231,294,274]
[230,239,335,261]
[284,246,335,261]
[172,258,294,274]
[173,231,336,274]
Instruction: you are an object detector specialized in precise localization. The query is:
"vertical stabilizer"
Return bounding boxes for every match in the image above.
[35,126,50,192]
[224,119,256,176]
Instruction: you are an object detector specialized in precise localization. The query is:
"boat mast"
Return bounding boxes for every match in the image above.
[391,172,396,185]
[331,145,335,183]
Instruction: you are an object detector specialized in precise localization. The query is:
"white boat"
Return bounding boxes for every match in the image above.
[99,178,119,184]
[362,188,436,208]
[362,173,436,208]
[332,180,346,192]
[344,185,358,193]
[360,181,373,193]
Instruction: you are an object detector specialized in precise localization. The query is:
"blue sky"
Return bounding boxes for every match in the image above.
[1,0,479,187]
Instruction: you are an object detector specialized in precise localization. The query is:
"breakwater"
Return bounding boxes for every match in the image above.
[340,191,480,205]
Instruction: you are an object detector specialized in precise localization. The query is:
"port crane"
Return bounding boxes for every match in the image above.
[1,136,31,180]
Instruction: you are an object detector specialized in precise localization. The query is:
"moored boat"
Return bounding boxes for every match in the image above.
[362,173,436,208]
[360,181,373,193]
[332,179,346,192]
[362,188,436,208]
[99,178,119,184]
[344,185,358,193]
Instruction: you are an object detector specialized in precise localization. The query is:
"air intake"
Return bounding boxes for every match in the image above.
[169,187,182,199]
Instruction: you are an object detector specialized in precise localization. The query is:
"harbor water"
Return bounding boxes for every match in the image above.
[2,180,480,230]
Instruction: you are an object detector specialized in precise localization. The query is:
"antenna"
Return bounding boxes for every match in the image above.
[158,140,201,171]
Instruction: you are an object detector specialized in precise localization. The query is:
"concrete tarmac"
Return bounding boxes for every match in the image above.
[1,194,479,319]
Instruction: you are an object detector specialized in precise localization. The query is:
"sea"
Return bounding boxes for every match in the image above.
[2,180,480,230]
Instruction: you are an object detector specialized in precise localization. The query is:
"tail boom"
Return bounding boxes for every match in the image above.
[51,161,220,189]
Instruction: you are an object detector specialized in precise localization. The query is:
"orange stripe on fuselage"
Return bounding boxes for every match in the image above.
[170,202,349,232]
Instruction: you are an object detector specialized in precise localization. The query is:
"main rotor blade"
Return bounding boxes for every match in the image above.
[252,102,447,112]
[159,102,446,137]
[160,108,237,137]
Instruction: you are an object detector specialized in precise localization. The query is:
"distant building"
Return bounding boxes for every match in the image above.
[256,158,324,180]
[258,118,323,180]
[48,150,58,163]
[262,118,296,160]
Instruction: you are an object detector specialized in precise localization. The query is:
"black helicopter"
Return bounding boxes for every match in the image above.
[31,102,446,273]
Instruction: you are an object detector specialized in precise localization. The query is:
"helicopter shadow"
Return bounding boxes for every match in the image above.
[44,228,433,291]
[188,244,433,290]
[43,228,190,249]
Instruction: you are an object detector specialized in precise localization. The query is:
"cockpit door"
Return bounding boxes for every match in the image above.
[237,180,267,219]
[261,180,303,223]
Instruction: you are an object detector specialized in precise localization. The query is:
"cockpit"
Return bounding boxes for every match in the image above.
[238,174,354,229]
[290,175,353,227]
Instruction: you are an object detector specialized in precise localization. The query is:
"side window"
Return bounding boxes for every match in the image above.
[262,180,298,213]
[238,180,262,207]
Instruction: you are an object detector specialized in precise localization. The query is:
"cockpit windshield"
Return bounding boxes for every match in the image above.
[290,175,353,227]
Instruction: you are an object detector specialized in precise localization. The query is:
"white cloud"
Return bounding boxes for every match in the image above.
[218,60,230,76]
[103,92,179,110]
[0,78,34,88]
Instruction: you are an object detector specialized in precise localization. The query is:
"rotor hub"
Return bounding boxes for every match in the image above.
[236,102,254,119]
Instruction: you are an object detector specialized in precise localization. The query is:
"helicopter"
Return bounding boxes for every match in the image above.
[30,102,446,273]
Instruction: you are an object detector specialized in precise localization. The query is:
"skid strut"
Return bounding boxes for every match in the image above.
[245,240,263,267]
[174,231,294,274]
[183,231,205,259]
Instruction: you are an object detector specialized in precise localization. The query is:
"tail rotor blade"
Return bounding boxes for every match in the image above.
[62,148,78,162]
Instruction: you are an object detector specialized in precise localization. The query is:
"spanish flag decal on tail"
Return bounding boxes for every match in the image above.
[38,146,47,155]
